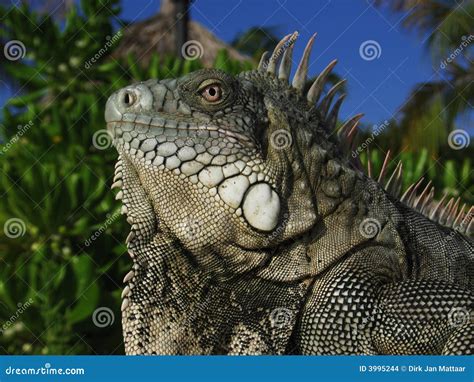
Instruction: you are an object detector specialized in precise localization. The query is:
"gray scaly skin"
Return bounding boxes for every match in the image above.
[105,33,473,355]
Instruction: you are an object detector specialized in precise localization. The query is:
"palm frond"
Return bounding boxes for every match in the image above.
[231,26,280,60]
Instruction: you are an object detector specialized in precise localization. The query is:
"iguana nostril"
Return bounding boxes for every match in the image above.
[123,91,136,107]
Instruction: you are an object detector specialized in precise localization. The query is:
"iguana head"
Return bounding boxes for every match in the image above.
[105,33,359,278]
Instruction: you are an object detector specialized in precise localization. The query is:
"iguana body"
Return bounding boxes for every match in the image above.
[105,33,473,355]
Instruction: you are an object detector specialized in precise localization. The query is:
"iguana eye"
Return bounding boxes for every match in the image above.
[200,84,222,103]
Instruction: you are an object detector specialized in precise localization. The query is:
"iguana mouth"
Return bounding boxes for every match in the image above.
[107,113,254,147]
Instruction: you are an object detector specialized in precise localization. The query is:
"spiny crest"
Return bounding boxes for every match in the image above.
[258,32,362,144]
[258,33,473,238]
[370,151,473,237]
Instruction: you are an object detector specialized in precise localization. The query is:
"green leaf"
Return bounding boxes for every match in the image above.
[66,255,100,324]
[413,148,428,180]
[443,160,457,190]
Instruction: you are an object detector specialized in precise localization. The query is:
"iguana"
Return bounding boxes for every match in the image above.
[105,32,473,355]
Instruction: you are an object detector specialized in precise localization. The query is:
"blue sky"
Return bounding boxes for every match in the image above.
[0,0,450,127]
[119,0,438,126]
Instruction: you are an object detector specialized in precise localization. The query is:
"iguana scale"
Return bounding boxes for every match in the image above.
[105,32,473,355]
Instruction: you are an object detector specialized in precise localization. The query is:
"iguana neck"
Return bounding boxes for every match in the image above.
[122,234,310,354]
[257,151,406,283]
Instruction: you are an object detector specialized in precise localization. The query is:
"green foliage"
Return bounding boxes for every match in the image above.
[231,26,280,60]
[372,0,474,156]
[0,0,249,355]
